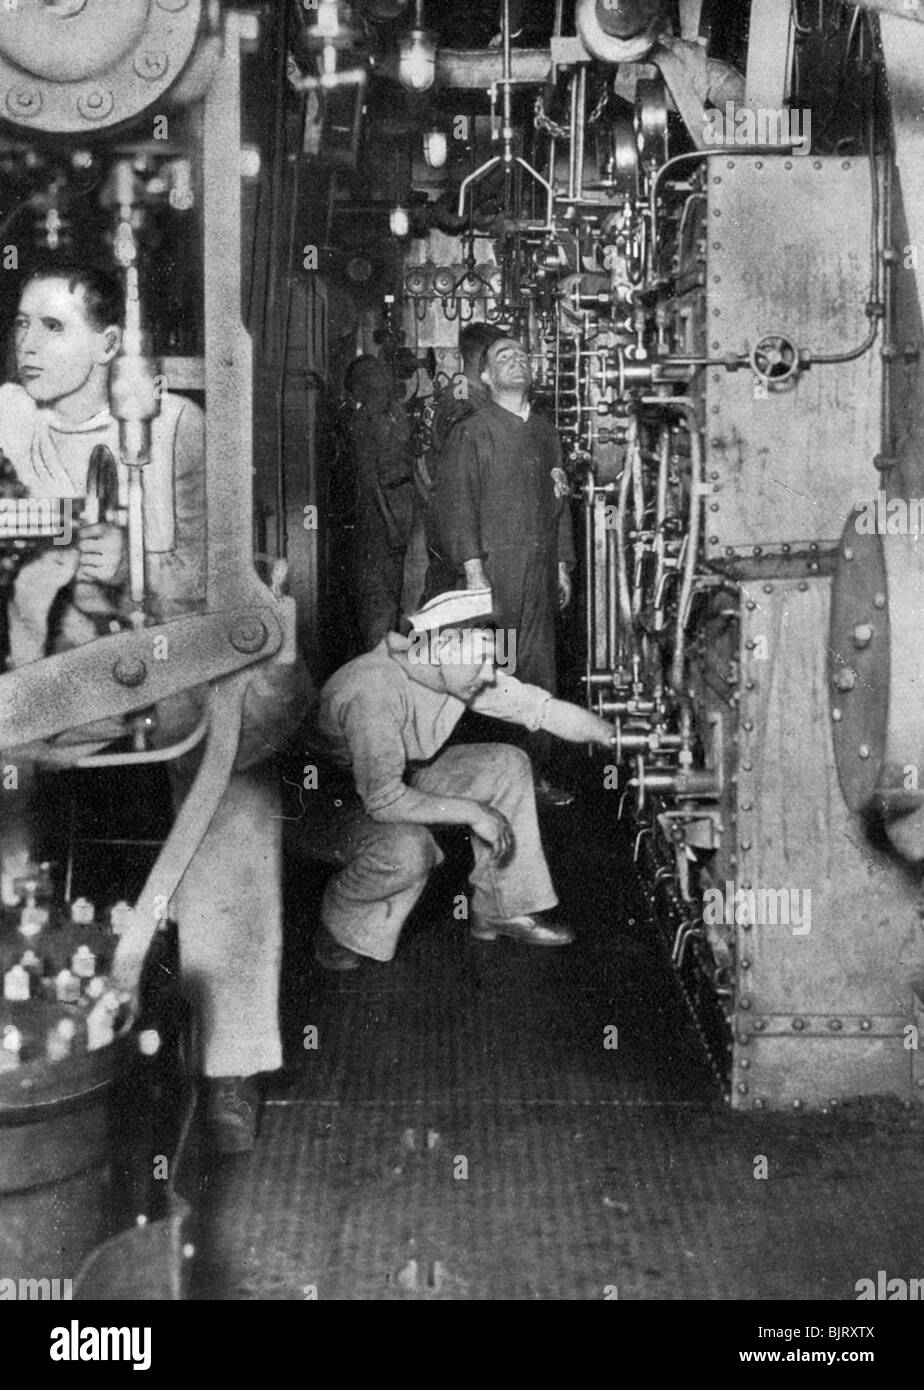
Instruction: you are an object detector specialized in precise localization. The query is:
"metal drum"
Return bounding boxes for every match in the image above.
[0,1022,133,1284]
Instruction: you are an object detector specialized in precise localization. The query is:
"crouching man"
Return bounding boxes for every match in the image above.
[306,588,617,970]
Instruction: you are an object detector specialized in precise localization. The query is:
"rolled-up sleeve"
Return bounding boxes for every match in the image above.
[336,689,410,814]
[470,672,552,731]
[146,398,206,619]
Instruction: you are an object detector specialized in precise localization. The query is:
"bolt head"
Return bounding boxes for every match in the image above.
[113,656,147,688]
[230,618,268,654]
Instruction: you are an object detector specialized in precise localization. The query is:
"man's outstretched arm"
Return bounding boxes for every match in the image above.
[538,697,614,749]
[473,675,614,749]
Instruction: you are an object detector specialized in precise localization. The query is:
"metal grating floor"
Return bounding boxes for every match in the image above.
[182,776,924,1301]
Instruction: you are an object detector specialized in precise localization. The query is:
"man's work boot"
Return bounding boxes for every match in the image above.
[470,910,575,947]
[206,1075,260,1155]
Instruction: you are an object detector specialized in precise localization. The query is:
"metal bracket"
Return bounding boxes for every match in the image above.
[0,606,282,750]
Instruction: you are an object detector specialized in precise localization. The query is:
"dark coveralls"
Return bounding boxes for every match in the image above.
[348,397,419,650]
[426,398,575,697]
[428,375,490,465]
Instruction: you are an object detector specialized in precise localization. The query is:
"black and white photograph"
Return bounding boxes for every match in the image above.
[0,0,922,1348]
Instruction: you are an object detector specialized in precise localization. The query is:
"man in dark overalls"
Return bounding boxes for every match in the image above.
[426,338,576,806]
[344,355,420,650]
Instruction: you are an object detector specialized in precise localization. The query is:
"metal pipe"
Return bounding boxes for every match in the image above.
[574,65,586,201]
[652,422,670,632]
[75,712,210,769]
[584,482,594,709]
[630,769,718,795]
[568,73,578,201]
[550,0,564,86]
[641,397,702,693]
[605,506,616,668]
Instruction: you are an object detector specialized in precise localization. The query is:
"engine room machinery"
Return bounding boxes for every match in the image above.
[389,0,924,1111]
[0,0,296,1291]
[1,5,924,1278]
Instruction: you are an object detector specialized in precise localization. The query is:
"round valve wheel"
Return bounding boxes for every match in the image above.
[750,333,799,385]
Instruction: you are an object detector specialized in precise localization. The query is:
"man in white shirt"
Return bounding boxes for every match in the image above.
[0,264,296,1153]
[308,588,617,970]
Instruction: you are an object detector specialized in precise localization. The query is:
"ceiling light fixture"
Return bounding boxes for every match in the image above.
[398,0,436,93]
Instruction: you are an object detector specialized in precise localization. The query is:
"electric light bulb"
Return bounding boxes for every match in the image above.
[390,205,410,237]
[424,129,447,168]
[398,29,436,92]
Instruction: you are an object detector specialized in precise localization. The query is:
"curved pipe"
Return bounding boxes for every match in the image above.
[74,711,210,768]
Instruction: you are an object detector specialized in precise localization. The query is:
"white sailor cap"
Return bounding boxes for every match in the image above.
[407,587,496,634]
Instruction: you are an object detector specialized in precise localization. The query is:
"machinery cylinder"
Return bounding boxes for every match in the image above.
[828,506,924,856]
[0,1032,132,1281]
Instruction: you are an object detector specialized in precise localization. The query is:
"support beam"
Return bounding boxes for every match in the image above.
[202,9,263,613]
[678,0,704,41]
[879,15,924,331]
[744,0,791,109]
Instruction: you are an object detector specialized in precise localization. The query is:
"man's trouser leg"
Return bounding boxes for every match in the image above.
[412,743,558,921]
[355,513,406,651]
[172,762,283,1079]
[319,809,444,962]
[401,515,428,617]
[488,548,559,777]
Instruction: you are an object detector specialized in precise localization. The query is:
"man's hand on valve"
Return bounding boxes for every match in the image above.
[76,520,128,586]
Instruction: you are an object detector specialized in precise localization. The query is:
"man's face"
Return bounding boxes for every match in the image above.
[435,628,497,701]
[14,278,117,407]
[481,339,532,396]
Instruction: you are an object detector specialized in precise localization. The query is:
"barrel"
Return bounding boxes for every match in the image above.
[0,1025,133,1287]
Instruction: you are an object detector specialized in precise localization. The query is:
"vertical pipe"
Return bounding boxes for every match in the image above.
[551,0,565,86]
[203,10,256,611]
[502,0,512,160]
[606,519,616,669]
[574,65,586,201]
[568,73,578,200]
[584,486,594,708]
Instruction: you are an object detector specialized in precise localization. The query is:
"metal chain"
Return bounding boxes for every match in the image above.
[533,94,571,140]
[533,82,612,141]
[586,83,612,126]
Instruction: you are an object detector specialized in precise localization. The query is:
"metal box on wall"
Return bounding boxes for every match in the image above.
[705,157,883,559]
[730,579,924,1108]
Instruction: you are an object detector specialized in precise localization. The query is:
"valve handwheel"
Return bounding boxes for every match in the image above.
[750,333,798,385]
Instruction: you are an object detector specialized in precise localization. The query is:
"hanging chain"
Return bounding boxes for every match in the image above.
[533,82,612,142]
